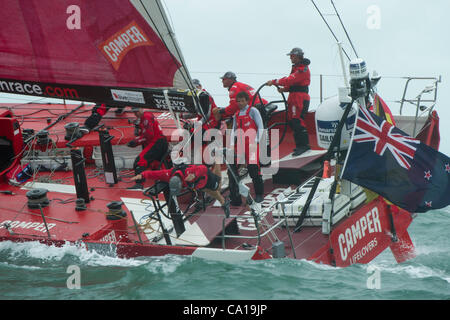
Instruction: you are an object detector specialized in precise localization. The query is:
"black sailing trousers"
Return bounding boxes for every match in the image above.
[227,163,263,205]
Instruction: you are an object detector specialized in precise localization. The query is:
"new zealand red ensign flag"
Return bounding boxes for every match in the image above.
[342,105,450,213]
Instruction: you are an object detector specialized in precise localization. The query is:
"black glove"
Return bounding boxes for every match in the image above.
[127,140,138,148]
[84,112,102,130]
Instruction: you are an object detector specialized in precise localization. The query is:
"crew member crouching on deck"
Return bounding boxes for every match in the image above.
[81,104,126,133]
[131,162,231,217]
[227,91,265,205]
[127,108,169,189]
[266,47,311,156]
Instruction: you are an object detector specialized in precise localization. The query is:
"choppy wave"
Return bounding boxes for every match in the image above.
[1,207,450,299]
[0,240,146,267]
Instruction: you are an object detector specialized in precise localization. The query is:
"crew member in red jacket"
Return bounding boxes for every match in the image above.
[131,161,231,217]
[183,79,220,132]
[213,72,268,122]
[180,80,221,165]
[127,108,169,189]
[81,104,126,133]
[267,47,311,156]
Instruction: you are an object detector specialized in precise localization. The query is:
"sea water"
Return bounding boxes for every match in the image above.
[1,207,450,301]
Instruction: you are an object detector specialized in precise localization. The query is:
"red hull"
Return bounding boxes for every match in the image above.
[0,103,440,265]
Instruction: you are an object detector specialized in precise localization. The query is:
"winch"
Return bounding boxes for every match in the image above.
[26,188,50,209]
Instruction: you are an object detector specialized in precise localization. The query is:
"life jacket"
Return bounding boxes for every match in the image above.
[288,59,311,88]
[274,59,311,96]
[274,59,311,122]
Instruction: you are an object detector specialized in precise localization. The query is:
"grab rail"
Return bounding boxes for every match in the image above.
[217,187,299,249]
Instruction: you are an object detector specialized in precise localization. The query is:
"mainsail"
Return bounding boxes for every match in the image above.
[0,0,198,113]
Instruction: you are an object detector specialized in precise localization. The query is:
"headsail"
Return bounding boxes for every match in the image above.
[0,0,197,112]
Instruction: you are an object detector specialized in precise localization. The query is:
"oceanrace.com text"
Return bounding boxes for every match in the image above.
[0,80,79,98]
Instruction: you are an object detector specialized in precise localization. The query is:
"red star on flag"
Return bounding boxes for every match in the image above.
[424,170,432,180]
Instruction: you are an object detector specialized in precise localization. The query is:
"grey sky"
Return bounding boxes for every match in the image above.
[164,0,450,153]
[0,0,448,154]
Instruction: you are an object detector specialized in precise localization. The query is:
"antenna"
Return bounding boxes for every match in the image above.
[310,0,351,60]
[330,0,359,58]
[337,42,349,87]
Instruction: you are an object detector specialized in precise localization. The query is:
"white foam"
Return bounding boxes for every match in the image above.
[0,261,42,270]
[144,255,189,275]
[0,241,146,267]
[365,262,450,284]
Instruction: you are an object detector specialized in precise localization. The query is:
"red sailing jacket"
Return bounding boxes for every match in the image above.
[223,82,268,118]
[273,59,311,121]
[94,103,109,116]
[235,107,259,164]
[142,164,209,190]
[134,112,165,147]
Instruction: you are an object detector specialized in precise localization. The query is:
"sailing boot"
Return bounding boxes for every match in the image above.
[296,127,311,155]
[289,119,304,156]
[227,164,242,206]
[248,164,264,203]
[292,121,310,156]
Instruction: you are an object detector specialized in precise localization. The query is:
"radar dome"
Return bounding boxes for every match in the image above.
[315,96,357,150]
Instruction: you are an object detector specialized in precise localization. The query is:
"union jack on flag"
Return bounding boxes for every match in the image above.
[353,106,420,170]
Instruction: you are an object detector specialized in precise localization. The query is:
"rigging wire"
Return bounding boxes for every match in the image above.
[161,0,176,34]
[310,0,351,60]
[137,0,208,125]
[154,0,209,124]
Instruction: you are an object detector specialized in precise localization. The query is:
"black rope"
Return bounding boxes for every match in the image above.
[310,0,351,60]
[252,83,289,151]
[23,103,85,144]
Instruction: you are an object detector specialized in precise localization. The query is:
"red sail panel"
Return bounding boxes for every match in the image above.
[0,0,184,89]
